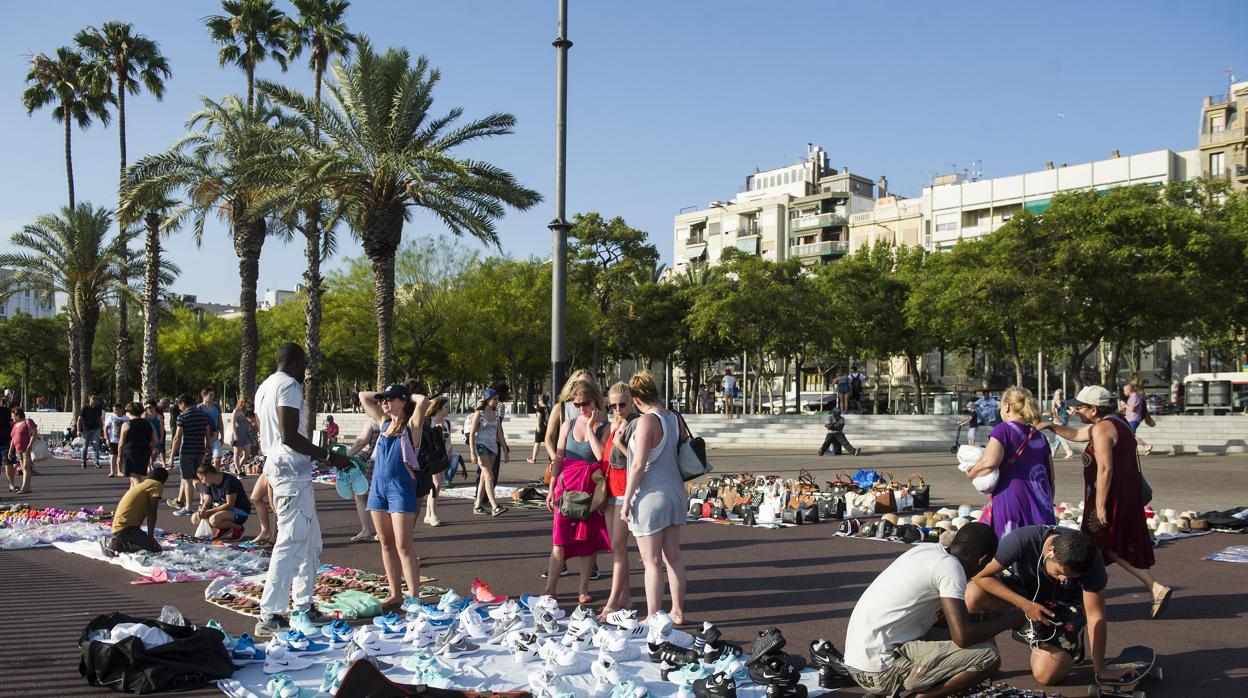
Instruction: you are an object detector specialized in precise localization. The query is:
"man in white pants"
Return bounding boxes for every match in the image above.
[253,343,352,637]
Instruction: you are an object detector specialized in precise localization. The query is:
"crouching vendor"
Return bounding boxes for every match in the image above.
[103,467,168,555]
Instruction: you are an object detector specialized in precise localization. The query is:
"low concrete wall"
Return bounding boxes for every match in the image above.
[31,411,1246,455]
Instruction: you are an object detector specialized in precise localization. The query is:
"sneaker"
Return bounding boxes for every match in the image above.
[567,610,599,637]
[539,565,572,579]
[490,506,508,516]
[611,680,651,698]
[254,615,290,639]
[228,527,245,541]
[321,620,354,648]
[692,671,739,698]
[648,641,701,669]
[437,588,467,613]
[262,644,313,674]
[488,599,522,621]
[165,498,184,509]
[206,619,236,650]
[668,662,712,684]
[522,594,566,619]
[211,527,228,540]
[560,625,594,652]
[488,613,524,644]
[432,627,478,658]
[570,604,595,624]
[748,653,805,687]
[288,610,320,637]
[401,617,439,648]
[473,506,488,515]
[317,659,349,695]
[543,642,589,675]
[596,627,637,661]
[761,685,807,698]
[528,669,566,698]
[508,630,540,663]
[710,655,748,683]
[535,607,562,635]
[265,673,307,698]
[590,563,601,580]
[605,608,639,631]
[810,639,853,689]
[746,627,786,666]
[172,508,193,516]
[704,639,744,663]
[693,621,722,650]
[402,652,454,688]
[350,627,402,657]
[458,605,492,639]
[270,629,328,655]
[371,611,406,637]
[592,653,623,689]
[426,514,441,527]
[471,577,507,604]
[229,633,267,664]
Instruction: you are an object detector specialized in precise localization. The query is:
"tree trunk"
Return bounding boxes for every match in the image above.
[113,290,131,403]
[67,314,80,417]
[117,78,127,190]
[302,210,324,436]
[1007,327,1025,387]
[235,219,265,400]
[1067,340,1099,391]
[63,107,75,209]
[79,298,101,408]
[1107,340,1123,391]
[246,65,254,111]
[141,214,161,402]
[372,253,396,388]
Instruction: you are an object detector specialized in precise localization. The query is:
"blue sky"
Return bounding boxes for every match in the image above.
[2,1,1245,304]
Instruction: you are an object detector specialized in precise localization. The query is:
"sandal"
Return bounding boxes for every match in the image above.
[1151,586,1172,619]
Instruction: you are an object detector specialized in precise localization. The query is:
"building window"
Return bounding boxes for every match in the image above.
[1211,152,1225,175]
[1001,211,1013,222]
[1210,113,1225,133]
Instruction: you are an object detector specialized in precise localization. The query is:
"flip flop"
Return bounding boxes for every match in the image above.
[1151,586,1173,619]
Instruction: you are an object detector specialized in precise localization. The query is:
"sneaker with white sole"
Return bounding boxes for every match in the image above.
[321,620,354,648]
[543,642,589,675]
[647,611,694,645]
[288,610,320,637]
[560,625,594,652]
[172,507,192,516]
[569,604,594,624]
[402,617,439,648]
[669,662,712,684]
[432,627,479,658]
[605,608,639,631]
[597,628,637,661]
[710,654,749,683]
[269,629,328,655]
[458,604,492,640]
[488,613,524,644]
[488,599,522,621]
[317,659,349,696]
[507,630,540,664]
[426,514,441,527]
[591,653,623,690]
[350,628,402,657]
[228,633,267,664]
[692,671,739,698]
[262,644,314,674]
[265,673,307,698]
[528,669,566,698]
[437,588,468,613]
[611,680,651,698]
[371,611,406,637]
[521,593,566,620]
[534,607,562,635]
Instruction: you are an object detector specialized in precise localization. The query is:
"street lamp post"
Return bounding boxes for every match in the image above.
[549,0,572,395]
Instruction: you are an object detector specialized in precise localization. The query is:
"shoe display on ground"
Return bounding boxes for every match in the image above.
[596,627,638,661]
[668,662,712,684]
[321,620,355,648]
[649,640,701,669]
[591,653,623,691]
[317,659,349,696]
[432,626,479,658]
[559,625,594,652]
[704,638,744,663]
[270,629,329,655]
[253,615,290,639]
[264,673,307,698]
[262,644,314,674]
[520,593,566,619]
[437,588,468,613]
[610,679,651,698]
[762,684,808,698]
[507,630,540,664]
[488,599,522,621]
[692,671,739,698]
[471,576,507,604]
[401,617,439,648]
[458,604,493,639]
[350,628,403,657]
[646,610,694,646]
[747,626,787,666]
[748,652,806,686]
[535,607,562,635]
[542,642,589,675]
[228,633,266,664]
[371,611,406,637]
[570,604,595,624]
[527,669,568,698]
[408,602,454,626]
[487,612,524,644]
[287,610,320,637]
[693,621,722,650]
[606,608,639,631]
[401,652,454,688]
[810,638,854,689]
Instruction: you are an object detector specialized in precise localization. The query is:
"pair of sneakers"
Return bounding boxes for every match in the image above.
[472,504,509,516]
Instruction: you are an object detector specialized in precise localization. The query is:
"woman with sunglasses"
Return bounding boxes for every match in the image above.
[599,382,639,619]
[468,388,509,516]
[542,379,610,603]
[359,383,428,608]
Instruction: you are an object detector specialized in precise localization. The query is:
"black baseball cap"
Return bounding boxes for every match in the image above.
[376,384,410,401]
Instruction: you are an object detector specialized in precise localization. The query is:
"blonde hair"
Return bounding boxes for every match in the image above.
[569,379,604,410]
[1001,386,1040,424]
[557,369,594,403]
[607,381,630,400]
[628,371,660,405]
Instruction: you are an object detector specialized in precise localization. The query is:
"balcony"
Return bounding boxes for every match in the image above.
[789,211,847,231]
[1208,93,1229,105]
[790,240,849,257]
[736,224,761,237]
[1199,126,1248,147]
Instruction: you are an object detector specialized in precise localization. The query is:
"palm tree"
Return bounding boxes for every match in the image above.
[118,188,180,402]
[0,205,133,410]
[286,0,355,431]
[21,47,111,210]
[76,23,171,403]
[125,95,289,399]
[261,39,542,387]
[204,0,289,109]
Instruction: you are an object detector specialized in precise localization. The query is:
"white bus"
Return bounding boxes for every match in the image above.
[1181,372,1248,414]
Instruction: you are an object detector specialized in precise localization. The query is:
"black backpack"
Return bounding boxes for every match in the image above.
[78,612,235,694]
[418,423,450,475]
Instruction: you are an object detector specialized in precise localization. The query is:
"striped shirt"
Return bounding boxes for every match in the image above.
[176,409,213,457]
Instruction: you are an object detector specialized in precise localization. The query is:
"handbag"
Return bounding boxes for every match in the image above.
[818,494,845,520]
[907,474,930,509]
[673,412,712,482]
[847,491,876,518]
[557,489,593,520]
[826,470,854,499]
[799,503,820,524]
[781,508,801,525]
[795,469,819,493]
[872,482,896,513]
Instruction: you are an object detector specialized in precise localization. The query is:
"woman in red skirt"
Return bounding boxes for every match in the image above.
[1041,385,1172,618]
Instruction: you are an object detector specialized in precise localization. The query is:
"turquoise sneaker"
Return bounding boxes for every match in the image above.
[288,610,320,637]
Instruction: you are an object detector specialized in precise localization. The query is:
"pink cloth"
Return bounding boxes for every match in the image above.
[551,458,611,559]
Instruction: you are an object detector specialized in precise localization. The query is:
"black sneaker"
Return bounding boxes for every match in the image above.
[746,627,786,666]
[704,639,744,663]
[540,564,571,579]
[589,563,600,580]
[693,622,722,650]
[748,653,806,686]
[693,671,738,698]
[810,639,853,689]
[648,641,700,668]
[764,684,808,698]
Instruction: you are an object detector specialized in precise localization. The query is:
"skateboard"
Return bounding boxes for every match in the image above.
[1088,645,1162,698]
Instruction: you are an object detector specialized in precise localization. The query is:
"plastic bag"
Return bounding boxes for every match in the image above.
[956,445,997,494]
[193,519,213,539]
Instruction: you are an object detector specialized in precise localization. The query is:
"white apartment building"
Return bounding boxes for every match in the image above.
[848,194,923,253]
[0,269,57,320]
[673,145,880,273]
[921,148,1199,250]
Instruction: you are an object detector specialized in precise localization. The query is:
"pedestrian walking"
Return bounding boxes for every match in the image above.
[8,407,37,494]
[359,383,428,608]
[104,403,129,479]
[254,343,353,637]
[77,395,104,469]
[1040,385,1172,618]
[964,386,1056,538]
[527,393,550,464]
[198,388,226,466]
[623,371,689,625]
[818,406,858,456]
[468,388,509,516]
[721,367,738,419]
[168,394,216,516]
[601,381,638,619]
[1049,389,1075,459]
[231,397,254,474]
[117,402,157,488]
[1121,383,1144,433]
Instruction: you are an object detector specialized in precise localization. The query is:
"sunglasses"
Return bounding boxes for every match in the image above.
[573,400,593,408]
[609,402,630,410]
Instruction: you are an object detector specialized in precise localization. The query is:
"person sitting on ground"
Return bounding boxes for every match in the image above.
[103,467,169,555]
[844,522,1024,698]
[192,463,253,541]
[966,526,1129,686]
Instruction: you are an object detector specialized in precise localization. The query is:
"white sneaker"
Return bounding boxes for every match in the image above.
[427,514,441,527]
[647,610,693,645]
[543,643,589,675]
[524,594,566,620]
[591,653,623,690]
[458,604,492,640]
[489,599,522,621]
[560,625,593,652]
[432,627,479,658]
[567,613,599,638]
[507,630,540,664]
[402,618,438,648]
[351,628,402,656]
[605,608,639,631]
[597,628,637,661]
[488,613,524,644]
[261,644,313,674]
[528,669,567,698]
[534,607,562,636]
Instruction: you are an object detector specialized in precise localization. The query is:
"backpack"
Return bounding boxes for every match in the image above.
[79,612,234,694]
[850,373,863,395]
[418,422,450,476]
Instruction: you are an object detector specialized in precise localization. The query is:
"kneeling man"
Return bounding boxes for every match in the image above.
[193,463,252,540]
[845,522,1023,697]
[966,526,1127,685]
[104,467,168,555]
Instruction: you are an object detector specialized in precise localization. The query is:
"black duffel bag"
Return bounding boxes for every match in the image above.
[79,612,236,694]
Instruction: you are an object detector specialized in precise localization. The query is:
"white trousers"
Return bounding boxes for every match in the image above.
[259,480,322,617]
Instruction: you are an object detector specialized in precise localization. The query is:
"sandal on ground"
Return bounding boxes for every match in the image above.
[1151,586,1173,619]
[350,531,372,542]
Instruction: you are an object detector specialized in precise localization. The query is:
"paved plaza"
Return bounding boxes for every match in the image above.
[3,448,1246,697]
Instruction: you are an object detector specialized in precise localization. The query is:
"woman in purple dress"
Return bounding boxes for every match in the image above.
[965,386,1055,536]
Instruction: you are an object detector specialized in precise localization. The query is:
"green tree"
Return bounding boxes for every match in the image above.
[259,39,541,387]
[125,95,291,399]
[204,0,289,109]
[0,314,64,410]
[118,190,181,402]
[0,204,133,410]
[76,21,172,403]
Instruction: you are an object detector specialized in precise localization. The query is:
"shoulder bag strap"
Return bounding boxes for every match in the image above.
[1002,422,1031,470]
[673,410,693,442]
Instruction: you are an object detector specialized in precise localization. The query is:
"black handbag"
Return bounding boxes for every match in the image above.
[79,612,235,694]
[818,495,844,520]
[742,508,757,526]
[781,508,802,525]
[907,474,930,509]
[799,504,819,524]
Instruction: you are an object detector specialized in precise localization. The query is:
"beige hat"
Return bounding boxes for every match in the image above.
[1068,385,1116,408]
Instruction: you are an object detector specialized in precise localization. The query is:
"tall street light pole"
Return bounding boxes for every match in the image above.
[549,0,572,396]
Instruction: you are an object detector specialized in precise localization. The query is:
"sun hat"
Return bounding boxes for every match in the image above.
[1067,385,1116,408]
[375,384,409,401]
[481,388,498,401]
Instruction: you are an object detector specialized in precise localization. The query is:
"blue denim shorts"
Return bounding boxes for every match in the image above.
[366,473,420,514]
